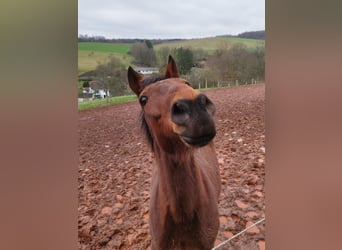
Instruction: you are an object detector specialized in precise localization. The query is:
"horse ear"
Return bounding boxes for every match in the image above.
[127,66,143,95]
[165,55,180,78]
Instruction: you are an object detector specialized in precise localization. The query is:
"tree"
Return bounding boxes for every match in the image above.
[173,47,194,75]
[187,68,219,89]
[192,48,208,66]
[145,40,153,49]
[130,41,156,67]
[94,56,128,97]
[206,43,264,84]
[253,46,265,80]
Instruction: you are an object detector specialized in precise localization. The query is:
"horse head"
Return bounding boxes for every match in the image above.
[128,56,216,153]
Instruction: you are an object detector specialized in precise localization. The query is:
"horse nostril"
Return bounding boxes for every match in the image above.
[197,94,216,115]
[199,95,207,107]
[171,101,190,125]
[173,102,186,114]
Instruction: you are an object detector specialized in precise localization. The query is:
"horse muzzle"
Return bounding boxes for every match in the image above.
[171,94,216,147]
[181,131,216,147]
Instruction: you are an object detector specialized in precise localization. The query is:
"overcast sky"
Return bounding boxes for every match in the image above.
[78,0,264,39]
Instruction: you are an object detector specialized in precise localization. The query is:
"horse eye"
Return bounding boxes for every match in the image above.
[185,81,191,86]
[139,96,148,106]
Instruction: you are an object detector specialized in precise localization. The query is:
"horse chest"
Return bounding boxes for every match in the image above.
[160,210,209,250]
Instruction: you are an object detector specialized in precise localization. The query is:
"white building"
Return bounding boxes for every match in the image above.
[78,80,110,102]
[135,67,159,75]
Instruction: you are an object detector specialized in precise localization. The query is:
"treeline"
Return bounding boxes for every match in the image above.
[78,30,265,43]
[128,40,207,74]
[109,42,263,95]
[128,40,264,85]
[188,43,265,88]
[216,30,265,40]
[78,34,183,45]
[81,41,264,97]
[237,30,265,39]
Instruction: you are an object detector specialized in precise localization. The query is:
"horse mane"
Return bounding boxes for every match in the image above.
[140,111,154,150]
[141,76,165,87]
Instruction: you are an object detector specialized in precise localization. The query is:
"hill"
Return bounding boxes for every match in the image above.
[78,36,265,74]
[154,37,264,55]
[237,30,265,39]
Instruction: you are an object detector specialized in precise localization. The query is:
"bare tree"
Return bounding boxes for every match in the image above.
[95,56,128,97]
[130,41,156,66]
[206,43,264,84]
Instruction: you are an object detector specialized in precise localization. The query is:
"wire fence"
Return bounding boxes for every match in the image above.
[212,217,266,250]
[196,78,264,89]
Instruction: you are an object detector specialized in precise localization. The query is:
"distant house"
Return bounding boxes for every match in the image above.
[78,80,110,102]
[135,67,159,75]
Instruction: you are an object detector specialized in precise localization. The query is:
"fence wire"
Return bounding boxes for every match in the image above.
[212,217,265,250]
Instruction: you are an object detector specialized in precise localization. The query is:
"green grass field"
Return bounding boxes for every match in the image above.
[78,42,131,53]
[78,42,133,74]
[78,95,137,111]
[154,37,264,55]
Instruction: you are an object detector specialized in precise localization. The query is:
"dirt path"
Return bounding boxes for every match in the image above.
[79,83,265,250]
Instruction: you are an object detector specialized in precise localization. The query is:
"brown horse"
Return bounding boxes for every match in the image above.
[128,56,221,250]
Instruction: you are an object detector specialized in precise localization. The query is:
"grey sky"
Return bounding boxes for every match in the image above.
[78,0,264,39]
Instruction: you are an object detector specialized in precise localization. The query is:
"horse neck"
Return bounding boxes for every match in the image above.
[154,145,201,221]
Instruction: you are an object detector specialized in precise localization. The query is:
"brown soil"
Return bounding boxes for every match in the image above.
[79,83,265,250]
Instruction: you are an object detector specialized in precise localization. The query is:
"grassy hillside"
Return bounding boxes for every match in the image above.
[78,37,265,74]
[78,95,137,111]
[154,37,264,55]
[78,42,133,74]
[78,42,131,53]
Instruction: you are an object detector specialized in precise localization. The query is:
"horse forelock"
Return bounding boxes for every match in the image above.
[141,76,165,89]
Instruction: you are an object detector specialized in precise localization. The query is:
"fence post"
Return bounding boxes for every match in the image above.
[199,83,201,89]
[205,79,208,89]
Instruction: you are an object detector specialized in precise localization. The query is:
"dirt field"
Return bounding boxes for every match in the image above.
[79,83,265,250]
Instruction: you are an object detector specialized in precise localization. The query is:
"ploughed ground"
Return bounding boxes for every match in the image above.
[79,83,265,250]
